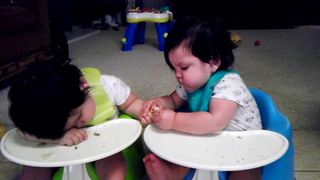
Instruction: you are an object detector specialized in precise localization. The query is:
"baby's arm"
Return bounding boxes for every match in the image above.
[24,128,87,146]
[142,92,239,134]
[171,98,238,134]
[118,93,144,119]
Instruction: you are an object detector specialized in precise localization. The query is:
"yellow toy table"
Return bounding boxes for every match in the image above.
[122,11,173,51]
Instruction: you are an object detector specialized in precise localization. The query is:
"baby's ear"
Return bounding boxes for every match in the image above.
[209,58,221,72]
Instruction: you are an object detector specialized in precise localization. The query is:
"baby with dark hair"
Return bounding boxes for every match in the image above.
[140,16,262,180]
[9,64,144,180]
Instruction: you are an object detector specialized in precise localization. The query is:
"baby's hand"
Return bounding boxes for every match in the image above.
[152,109,175,130]
[148,103,162,120]
[58,128,88,146]
[140,100,162,124]
[140,100,176,130]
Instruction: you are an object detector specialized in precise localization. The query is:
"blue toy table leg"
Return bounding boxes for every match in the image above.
[122,22,146,51]
[166,21,173,31]
[154,22,168,51]
[134,22,146,45]
[122,23,138,51]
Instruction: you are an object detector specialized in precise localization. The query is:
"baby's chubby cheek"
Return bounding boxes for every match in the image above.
[86,95,96,115]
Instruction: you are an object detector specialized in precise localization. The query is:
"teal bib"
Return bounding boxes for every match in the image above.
[187,70,238,112]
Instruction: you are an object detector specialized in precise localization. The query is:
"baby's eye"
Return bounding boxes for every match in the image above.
[181,66,189,70]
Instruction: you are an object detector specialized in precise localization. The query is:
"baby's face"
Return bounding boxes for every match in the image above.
[169,44,218,92]
[64,78,95,130]
[65,95,96,130]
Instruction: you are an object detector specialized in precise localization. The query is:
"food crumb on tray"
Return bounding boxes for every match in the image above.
[40,152,54,160]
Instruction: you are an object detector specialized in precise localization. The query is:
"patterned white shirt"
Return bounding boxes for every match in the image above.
[176,73,262,131]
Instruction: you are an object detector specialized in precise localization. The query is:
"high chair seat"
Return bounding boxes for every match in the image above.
[218,88,295,180]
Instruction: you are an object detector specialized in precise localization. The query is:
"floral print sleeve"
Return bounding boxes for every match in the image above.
[213,73,250,106]
[213,73,262,131]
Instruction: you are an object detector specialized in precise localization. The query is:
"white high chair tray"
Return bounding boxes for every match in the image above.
[1,119,142,167]
[144,125,288,171]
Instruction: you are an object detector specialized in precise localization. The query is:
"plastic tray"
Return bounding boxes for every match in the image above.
[143,125,288,171]
[1,119,142,167]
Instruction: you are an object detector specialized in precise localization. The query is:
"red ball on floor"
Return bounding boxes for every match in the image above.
[254,40,261,46]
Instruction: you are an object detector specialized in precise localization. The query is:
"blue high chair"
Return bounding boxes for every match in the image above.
[218,88,295,180]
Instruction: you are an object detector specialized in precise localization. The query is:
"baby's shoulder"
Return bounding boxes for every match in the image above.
[221,72,242,81]
[100,74,126,87]
[214,73,250,99]
[217,73,244,88]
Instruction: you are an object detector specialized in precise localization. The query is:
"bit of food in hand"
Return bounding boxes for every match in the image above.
[150,106,160,113]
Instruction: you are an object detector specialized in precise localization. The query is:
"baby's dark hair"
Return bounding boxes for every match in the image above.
[164,16,235,70]
[8,64,88,139]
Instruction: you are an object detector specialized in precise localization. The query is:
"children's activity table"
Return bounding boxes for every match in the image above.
[143,125,289,180]
[121,11,173,51]
[0,119,142,180]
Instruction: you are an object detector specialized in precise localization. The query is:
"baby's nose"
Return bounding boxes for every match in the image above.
[175,71,182,78]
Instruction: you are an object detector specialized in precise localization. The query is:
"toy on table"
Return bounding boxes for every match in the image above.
[126,7,172,23]
[122,7,173,51]
[230,32,242,47]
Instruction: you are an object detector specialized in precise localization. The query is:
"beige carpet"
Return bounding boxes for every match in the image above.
[1,25,319,130]
[71,25,320,130]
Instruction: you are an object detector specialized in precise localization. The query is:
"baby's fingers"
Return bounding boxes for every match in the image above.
[141,115,152,125]
[66,135,83,146]
[74,129,88,141]
[142,102,153,115]
[61,129,87,146]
